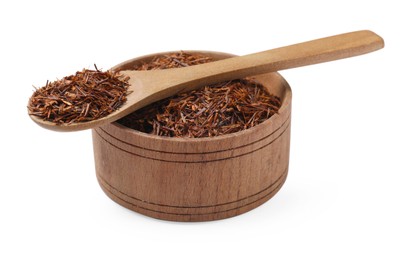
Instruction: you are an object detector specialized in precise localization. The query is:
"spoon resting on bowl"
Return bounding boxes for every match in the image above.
[29,30,384,132]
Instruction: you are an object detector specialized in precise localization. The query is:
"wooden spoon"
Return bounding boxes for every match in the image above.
[30,30,384,132]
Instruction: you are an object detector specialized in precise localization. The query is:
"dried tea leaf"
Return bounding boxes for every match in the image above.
[28,66,130,125]
[118,52,281,138]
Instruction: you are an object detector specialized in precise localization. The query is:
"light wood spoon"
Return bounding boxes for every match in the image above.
[30,30,384,132]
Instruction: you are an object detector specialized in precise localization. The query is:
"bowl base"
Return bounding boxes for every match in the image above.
[97,170,288,222]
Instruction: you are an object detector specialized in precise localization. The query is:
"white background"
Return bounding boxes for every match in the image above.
[1,0,412,259]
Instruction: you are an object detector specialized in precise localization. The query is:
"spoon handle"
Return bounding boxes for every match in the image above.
[170,30,384,91]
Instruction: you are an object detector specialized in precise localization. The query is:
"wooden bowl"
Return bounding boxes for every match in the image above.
[92,51,292,221]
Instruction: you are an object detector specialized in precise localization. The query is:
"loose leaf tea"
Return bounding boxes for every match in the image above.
[132,51,213,70]
[118,52,281,138]
[28,65,130,124]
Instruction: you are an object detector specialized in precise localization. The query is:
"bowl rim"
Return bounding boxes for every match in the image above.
[108,50,292,144]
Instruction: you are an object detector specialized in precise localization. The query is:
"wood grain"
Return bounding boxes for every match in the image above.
[92,51,292,221]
